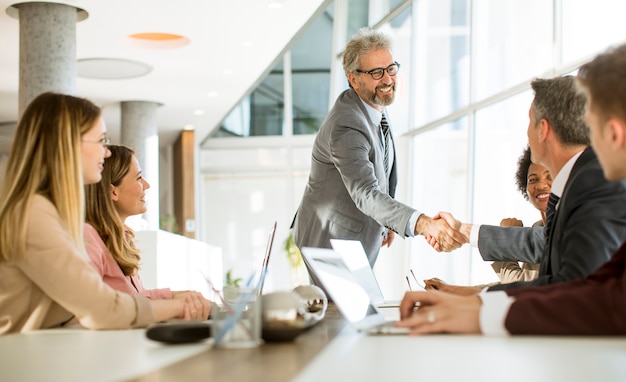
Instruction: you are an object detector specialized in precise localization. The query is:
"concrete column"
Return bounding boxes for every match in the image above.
[10,2,87,117]
[120,101,161,231]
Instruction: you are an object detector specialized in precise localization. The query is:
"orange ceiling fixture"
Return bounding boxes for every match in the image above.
[130,33,185,41]
[128,33,190,48]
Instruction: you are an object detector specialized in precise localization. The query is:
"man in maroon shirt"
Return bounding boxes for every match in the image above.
[396,42,626,336]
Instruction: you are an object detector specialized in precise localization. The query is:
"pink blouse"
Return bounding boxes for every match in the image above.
[84,223,173,299]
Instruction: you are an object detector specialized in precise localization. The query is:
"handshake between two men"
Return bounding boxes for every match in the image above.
[414,212,486,296]
[416,212,470,253]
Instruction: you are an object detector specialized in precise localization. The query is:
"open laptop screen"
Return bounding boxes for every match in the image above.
[300,247,383,326]
[329,239,386,304]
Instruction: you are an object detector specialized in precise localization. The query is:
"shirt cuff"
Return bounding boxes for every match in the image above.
[479,290,514,336]
[405,211,421,237]
[470,224,481,247]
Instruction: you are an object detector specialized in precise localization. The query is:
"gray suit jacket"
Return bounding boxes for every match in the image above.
[479,147,626,291]
[293,89,416,266]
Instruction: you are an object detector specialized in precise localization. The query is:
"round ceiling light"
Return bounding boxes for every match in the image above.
[128,33,190,49]
[77,58,152,79]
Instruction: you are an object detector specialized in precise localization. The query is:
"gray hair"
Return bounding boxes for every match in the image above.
[531,76,590,146]
[342,27,393,77]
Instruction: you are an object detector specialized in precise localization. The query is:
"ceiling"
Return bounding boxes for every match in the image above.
[0,0,329,150]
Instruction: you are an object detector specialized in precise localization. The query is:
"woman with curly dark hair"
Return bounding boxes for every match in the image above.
[491,146,552,283]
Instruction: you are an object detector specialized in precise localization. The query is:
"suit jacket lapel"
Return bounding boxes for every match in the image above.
[540,147,594,276]
[347,89,391,195]
[388,138,397,198]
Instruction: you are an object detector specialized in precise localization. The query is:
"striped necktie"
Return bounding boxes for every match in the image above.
[544,192,560,240]
[380,113,391,176]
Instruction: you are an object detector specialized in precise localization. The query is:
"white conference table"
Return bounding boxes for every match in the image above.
[0,327,210,382]
[1,311,626,382]
[295,328,626,382]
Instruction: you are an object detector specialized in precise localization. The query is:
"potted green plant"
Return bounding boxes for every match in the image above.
[284,231,306,286]
[223,269,242,302]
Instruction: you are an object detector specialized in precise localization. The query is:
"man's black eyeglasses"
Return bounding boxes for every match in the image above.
[355,62,401,80]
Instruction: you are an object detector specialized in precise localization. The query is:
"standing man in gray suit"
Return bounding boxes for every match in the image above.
[292,27,464,267]
[425,75,626,294]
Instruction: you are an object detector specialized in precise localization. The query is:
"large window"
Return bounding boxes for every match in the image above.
[213,69,284,138]
[470,91,536,282]
[409,118,472,284]
[413,0,470,127]
[561,0,626,63]
[210,4,334,138]
[379,3,413,136]
[473,91,536,228]
[291,10,333,135]
[473,0,553,100]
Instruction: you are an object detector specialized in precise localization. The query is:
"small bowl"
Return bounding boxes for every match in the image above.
[293,285,328,320]
[261,290,324,342]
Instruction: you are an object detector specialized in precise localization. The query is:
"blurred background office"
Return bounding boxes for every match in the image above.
[0,0,624,299]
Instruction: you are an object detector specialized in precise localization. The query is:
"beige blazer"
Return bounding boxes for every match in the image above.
[0,195,154,335]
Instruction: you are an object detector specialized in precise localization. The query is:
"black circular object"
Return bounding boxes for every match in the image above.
[146,322,212,344]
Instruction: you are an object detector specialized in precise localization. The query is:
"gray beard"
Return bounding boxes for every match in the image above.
[369,86,395,107]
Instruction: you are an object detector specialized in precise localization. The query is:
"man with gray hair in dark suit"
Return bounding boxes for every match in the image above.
[398,43,626,335]
[425,75,626,296]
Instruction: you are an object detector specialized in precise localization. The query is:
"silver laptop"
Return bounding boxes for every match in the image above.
[329,239,401,308]
[300,247,409,335]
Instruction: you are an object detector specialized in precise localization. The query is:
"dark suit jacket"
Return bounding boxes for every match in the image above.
[480,147,626,291]
[292,88,416,266]
[505,240,626,335]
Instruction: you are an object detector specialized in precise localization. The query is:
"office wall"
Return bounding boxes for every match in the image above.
[199,136,314,293]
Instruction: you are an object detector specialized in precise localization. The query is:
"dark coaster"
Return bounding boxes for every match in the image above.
[146,322,212,344]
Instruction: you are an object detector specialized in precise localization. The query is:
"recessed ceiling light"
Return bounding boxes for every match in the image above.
[268,0,284,9]
[127,33,190,49]
[207,92,219,97]
[241,41,254,47]
[183,124,195,131]
[77,58,152,79]
[194,110,204,116]
[223,69,234,75]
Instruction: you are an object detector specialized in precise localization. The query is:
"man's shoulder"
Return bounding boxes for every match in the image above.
[328,89,369,124]
[568,150,623,193]
[333,89,364,110]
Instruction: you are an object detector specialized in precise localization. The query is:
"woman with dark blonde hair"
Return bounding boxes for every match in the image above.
[84,145,210,313]
[0,92,205,335]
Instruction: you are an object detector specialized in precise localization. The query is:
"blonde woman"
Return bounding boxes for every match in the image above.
[84,145,210,316]
[0,92,205,335]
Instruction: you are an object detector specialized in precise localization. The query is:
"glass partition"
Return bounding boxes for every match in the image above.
[379,3,413,136]
[412,0,470,126]
[408,117,474,285]
[561,0,626,63]
[473,0,552,101]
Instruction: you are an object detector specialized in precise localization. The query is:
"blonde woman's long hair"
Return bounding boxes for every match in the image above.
[85,145,141,276]
[0,92,101,262]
